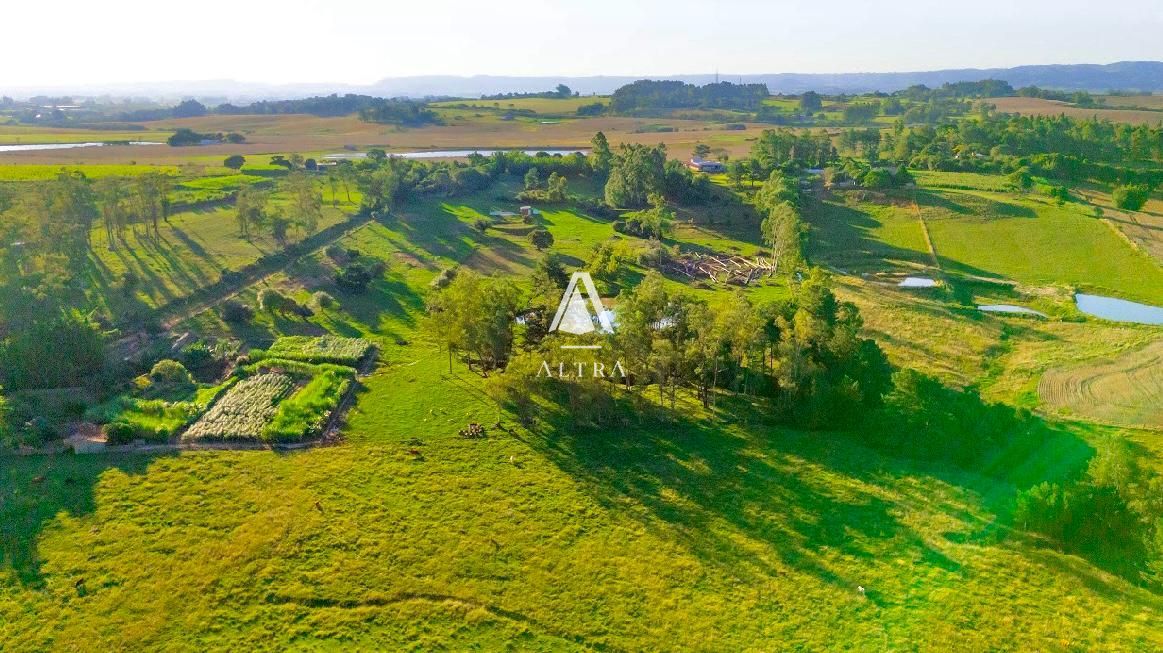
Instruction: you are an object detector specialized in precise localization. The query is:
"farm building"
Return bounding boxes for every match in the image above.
[688,157,726,173]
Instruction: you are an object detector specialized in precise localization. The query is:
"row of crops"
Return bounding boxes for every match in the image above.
[256,335,375,367]
[183,373,297,441]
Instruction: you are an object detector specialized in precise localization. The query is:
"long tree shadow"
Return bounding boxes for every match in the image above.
[0,451,173,587]
[504,388,958,592]
[501,365,1102,595]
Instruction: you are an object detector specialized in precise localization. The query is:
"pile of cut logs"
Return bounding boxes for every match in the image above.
[664,253,774,286]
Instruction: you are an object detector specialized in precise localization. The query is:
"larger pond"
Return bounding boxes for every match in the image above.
[0,141,163,152]
[323,148,589,161]
[1075,293,1163,325]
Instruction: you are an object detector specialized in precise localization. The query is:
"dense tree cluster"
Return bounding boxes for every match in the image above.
[886,113,1163,177]
[479,269,891,428]
[603,143,712,208]
[356,99,441,126]
[610,80,770,113]
[749,129,837,173]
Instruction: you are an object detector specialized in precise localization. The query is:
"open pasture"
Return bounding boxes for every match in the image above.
[917,190,1163,304]
[1039,339,1163,428]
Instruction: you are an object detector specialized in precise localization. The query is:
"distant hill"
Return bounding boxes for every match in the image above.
[360,62,1163,97]
[5,62,1163,101]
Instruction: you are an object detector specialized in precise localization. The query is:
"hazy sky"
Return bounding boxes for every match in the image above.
[5,0,1162,86]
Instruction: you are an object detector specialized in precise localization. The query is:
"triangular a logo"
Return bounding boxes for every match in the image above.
[549,272,613,335]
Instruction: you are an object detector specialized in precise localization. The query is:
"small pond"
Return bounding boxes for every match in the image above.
[0,141,162,152]
[898,277,939,288]
[1075,293,1163,325]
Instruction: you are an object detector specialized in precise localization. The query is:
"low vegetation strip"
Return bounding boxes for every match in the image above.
[1038,340,1163,428]
[260,336,374,367]
[263,368,353,442]
[183,373,296,442]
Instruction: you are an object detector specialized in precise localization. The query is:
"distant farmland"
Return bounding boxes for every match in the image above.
[990,96,1163,125]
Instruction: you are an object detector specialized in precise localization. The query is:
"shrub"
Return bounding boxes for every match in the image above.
[473,218,491,232]
[0,309,105,390]
[149,359,193,386]
[258,288,293,312]
[325,244,347,262]
[0,389,10,446]
[529,228,554,250]
[1113,184,1150,211]
[221,299,254,323]
[104,421,138,445]
[313,291,337,309]
[335,263,373,293]
[430,267,457,289]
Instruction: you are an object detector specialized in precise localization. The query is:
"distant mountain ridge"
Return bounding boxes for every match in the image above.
[6,62,1163,101]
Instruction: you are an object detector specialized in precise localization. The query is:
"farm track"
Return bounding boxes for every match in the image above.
[1039,339,1163,429]
[910,196,944,274]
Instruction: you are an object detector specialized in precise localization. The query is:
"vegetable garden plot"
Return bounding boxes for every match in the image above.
[183,373,296,441]
[260,336,374,366]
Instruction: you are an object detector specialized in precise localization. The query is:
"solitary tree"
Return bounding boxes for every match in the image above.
[234,186,269,238]
[799,91,823,113]
[529,228,554,250]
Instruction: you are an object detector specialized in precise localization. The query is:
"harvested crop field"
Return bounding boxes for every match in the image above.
[0,114,764,165]
[1038,339,1163,428]
[990,97,1163,125]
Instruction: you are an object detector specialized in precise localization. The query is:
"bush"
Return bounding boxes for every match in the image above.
[335,263,373,293]
[149,359,193,386]
[430,267,457,289]
[0,389,10,446]
[220,299,254,323]
[313,291,337,309]
[104,421,138,445]
[258,288,293,312]
[529,228,554,250]
[325,244,347,262]
[0,309,106,390]
[1113,184,1150,211]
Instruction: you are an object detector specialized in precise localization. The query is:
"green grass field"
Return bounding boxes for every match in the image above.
[918,190,1163,304]
[4,162,1163,650]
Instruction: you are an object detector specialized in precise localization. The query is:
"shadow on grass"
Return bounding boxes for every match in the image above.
[915,189,1037,219]
[502,387,968,592]
[0,451,174,587]
[500,368,1098,594]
